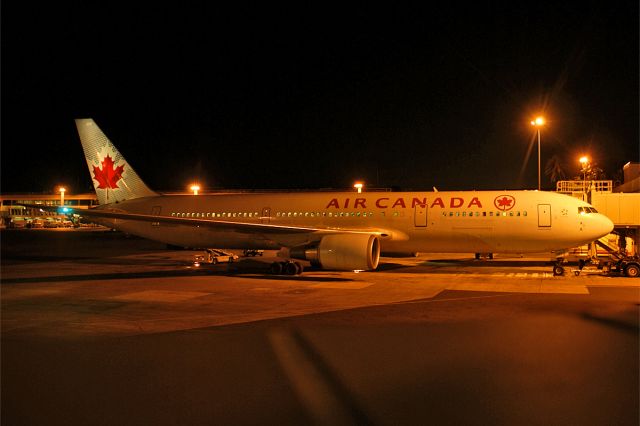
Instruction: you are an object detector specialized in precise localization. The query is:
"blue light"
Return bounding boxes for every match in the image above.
[62,207,70,213]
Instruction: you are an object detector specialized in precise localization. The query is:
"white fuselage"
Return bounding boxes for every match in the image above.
[93,190,613,254]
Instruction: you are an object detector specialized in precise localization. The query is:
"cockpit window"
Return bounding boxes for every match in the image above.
[578,207,598,214]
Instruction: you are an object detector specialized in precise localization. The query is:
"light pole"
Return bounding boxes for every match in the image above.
[59,187,66,206]
[190,184,200,195]
[353,182,363,193]
[579,156,589,198]
[530,116,545,190]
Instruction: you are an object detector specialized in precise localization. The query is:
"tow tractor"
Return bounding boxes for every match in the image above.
[571,240,640,278]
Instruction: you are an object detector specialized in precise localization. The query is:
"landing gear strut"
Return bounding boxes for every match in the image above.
[270,261,304,275]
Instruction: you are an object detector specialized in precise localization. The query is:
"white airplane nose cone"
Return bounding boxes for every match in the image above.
[595,214,614,239]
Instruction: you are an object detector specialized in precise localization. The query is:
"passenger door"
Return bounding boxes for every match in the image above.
[151,206,161,226]
[261,207,271,224]
[414,204,427,227]
[537,204,551,227]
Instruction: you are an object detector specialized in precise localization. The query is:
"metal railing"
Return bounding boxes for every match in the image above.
[556,180,613,194]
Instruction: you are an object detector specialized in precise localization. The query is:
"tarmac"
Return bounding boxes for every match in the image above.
[2,228,639,425]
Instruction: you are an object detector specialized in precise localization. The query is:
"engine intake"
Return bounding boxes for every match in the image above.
[291,234,380,271]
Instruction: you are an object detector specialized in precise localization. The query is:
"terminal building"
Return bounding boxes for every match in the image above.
[0,193,98,228]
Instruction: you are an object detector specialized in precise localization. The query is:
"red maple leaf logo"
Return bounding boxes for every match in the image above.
[93,155,124,189]
[497,197,512,207]
[494,195,515,211]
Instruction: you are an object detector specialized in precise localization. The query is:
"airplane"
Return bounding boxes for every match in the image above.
[31,118,615,276]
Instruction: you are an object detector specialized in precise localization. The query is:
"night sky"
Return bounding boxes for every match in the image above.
[2,2,638,194]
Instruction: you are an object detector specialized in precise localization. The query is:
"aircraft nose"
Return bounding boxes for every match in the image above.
[593,214,614,239]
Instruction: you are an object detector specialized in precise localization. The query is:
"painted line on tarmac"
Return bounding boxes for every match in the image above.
[268,328,373,426]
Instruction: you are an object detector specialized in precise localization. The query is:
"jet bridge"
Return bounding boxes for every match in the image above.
[557,180,639,277]
[557,180,639,257]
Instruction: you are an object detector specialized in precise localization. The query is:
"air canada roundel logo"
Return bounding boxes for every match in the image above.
[494,195,515,211]
[93,148,125,189]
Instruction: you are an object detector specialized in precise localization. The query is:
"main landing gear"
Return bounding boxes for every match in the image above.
[270,261,304,275]
[474,253,493,260]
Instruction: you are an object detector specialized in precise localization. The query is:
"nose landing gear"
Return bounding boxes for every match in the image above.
[553,263,565,276]
[552,257,566,276]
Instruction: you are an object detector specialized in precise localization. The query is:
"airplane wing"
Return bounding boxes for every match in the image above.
[20,204,391,237]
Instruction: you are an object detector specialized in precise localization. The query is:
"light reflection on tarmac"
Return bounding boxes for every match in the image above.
[2,229,639,425]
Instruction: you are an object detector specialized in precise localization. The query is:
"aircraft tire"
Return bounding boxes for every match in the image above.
[270,262,283,275]
[284,262,298,276]
[294,262,304,275]
[553,265,564,276]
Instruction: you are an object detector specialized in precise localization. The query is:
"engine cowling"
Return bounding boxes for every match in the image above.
[290,234,381,271]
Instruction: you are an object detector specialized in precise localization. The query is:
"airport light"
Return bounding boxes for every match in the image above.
[353,182,364,193]
[190,184,200,195]
[530,116,545,191]
[58,187,66,206]
[579,156,590,194]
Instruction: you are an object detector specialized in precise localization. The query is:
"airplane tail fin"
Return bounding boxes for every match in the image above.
[75,118,157,205]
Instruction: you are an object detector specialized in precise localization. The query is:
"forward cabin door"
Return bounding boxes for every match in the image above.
[537,204,551,227]
[414,204,427,227]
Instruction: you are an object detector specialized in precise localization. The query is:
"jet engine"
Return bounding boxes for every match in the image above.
[290,234,380,271]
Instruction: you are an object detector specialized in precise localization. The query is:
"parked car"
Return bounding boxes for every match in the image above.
[195,249,240,264]
[242,249,264,257]
[29,219,44,228]
[44,218,59,228]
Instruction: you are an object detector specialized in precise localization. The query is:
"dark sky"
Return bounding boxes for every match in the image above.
[2,2,638,193]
